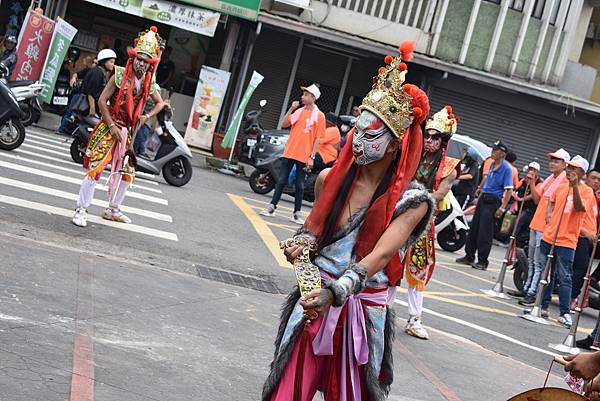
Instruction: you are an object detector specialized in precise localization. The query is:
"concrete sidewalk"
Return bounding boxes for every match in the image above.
[0,231,570,401]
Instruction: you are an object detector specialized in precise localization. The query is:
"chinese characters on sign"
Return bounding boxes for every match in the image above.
[83,0,219,37]
[40,19,78,104]
[178,0,260,21]
[141,0,220,37]
[185,66,230,150]
[12,10,55,81]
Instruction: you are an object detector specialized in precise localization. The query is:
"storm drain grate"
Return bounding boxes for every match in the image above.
[195,265,284,294]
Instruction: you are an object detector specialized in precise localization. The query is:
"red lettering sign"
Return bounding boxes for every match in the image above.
[11,10,55,81]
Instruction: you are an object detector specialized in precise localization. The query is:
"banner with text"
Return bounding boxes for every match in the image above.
[178,0,260,21]
[185,66,230,150]
[40,19,78,104]
[221,71,264,149]
[12,10,55,81]
[84,0,219,37]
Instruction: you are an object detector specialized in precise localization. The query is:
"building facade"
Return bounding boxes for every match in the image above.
[229,0,600,172]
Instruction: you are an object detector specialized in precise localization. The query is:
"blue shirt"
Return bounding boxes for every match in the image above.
[482,160,513,199]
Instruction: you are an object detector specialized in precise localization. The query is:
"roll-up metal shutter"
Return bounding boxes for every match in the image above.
[288,45,350,114]
[245,27,300,130]
[428,85,595,176]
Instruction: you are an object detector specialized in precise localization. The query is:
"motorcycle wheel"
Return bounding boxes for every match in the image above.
[512,248,528,292]
[0,119,25,150]
[70,136,85,164]
[162,156,192,187]
[437,226,467,252]
[249,169,275,194]
[20,104,37,127]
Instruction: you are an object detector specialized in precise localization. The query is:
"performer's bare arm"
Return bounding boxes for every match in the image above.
[358,203,428,278]
[432,170,457,202]
[139,90,165,127]
[98,76,121,142]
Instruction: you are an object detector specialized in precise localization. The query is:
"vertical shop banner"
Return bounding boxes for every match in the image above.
[185,66,230,150]
[83,0,220,37]
[221,71,264,149]
[12,10,55,81]
[40,19,78,104]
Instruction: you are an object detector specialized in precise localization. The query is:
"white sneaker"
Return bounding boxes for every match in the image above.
[259,204,276,217]
[405,316,429,340]
[72,208,88,227]
[558,313,572,329]
[110,209,132,224]
[292,212,305,225]
[101,208,113,221]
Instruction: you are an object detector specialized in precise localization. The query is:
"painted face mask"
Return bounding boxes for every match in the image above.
[133,56,150,76]
[352,110,394,165]
[424,131,442,153]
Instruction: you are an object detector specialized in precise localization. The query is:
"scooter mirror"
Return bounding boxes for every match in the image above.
[259,99,267,107]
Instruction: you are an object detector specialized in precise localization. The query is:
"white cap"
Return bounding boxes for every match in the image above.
[547,148,570,162]
[567,155,589,172]
[528,162,541,171]
[300,84,321,100]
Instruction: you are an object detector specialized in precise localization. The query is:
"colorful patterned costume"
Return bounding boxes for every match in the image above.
[263,42,435,401]
[84,65,158,182]
[72,26,163,227]
[405,155,461,290]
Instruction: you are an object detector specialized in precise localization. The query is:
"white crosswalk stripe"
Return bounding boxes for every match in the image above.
[0,129,178,241]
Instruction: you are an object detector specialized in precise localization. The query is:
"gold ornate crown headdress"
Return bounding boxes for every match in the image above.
[359,41,424,139]
[134,26,163,59]
[425,105,459,136]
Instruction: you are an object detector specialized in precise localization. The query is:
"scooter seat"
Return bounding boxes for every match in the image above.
[7,80,35,88]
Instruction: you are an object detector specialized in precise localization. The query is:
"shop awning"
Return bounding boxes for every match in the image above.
[177,0,260,21]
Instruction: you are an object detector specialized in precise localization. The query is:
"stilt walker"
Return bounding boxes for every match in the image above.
[72,26,165,227]
[404,106,461,340]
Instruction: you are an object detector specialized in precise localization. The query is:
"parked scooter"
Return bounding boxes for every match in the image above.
[136,106,193,187]
[238,99,267,164]
[0,64,44,127]
[0,75,26,150]
[435,190,469,252]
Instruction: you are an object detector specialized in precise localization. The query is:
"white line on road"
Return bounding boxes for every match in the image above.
[0,152,163,194]
[0,160,168,205]
[393,298,559,358]
[14,147,160,186]
[0,176,173,222]
[26,132,70,145]
[0,194,178,241]
[25,137,70,151]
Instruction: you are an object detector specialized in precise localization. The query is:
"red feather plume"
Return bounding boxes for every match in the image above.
[398,40,416,61]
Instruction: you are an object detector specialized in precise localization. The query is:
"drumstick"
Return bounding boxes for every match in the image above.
[554,356,568,366]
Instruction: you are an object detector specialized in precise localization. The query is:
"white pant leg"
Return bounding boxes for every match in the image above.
[77,178,97,209]
[408,286,424,317]
[110,181,130,209]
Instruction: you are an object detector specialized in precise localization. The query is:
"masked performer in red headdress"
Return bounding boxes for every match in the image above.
[72,26,165,227]
[403,106,461,340]
[262,42,435,401]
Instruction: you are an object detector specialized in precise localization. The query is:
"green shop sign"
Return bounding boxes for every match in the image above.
[178,0,261,21]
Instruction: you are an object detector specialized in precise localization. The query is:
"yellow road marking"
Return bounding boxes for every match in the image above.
[264,221,298,232]
[228,194,290,268]
[429,278,472,294]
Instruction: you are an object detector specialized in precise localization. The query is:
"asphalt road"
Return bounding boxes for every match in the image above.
[0,126,595,401]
